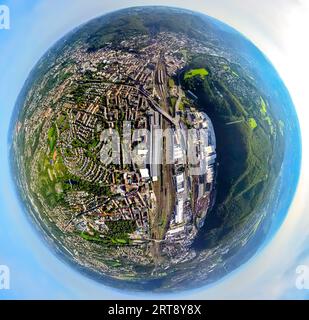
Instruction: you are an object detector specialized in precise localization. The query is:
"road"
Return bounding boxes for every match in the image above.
[139,87,179,128]
[226,119,244,126]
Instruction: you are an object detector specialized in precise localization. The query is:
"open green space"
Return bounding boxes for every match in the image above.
[47,124,57,153]
[37,149,69,208]
[184,68,209,80]
[248,118,257,129]
[168,78,175,88]
[80,220,136,246]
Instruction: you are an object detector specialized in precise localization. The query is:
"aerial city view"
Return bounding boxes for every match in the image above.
[10,6,300,291]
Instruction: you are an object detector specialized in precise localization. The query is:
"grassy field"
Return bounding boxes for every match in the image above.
[37,122,77,208]
[168,78,175,88]
[37,145,69,208]
[184,68,209,80]
[248,118,257,129]
[47,124,57,153]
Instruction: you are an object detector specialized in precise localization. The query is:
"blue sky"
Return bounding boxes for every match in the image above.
[0,0,309,299]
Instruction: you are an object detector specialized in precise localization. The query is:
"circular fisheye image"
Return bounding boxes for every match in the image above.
[10,6,301,292]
